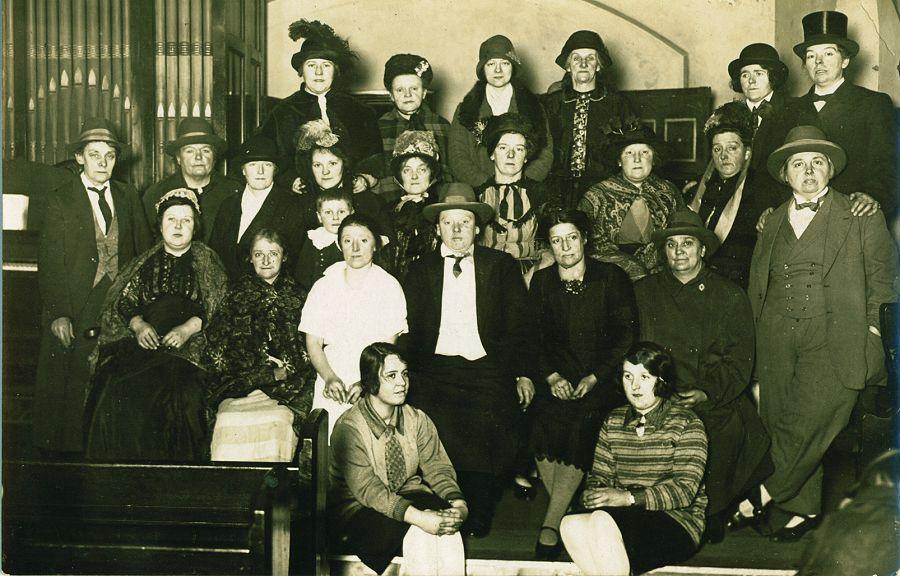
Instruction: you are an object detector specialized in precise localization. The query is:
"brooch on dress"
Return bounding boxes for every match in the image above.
[563,279,585,295]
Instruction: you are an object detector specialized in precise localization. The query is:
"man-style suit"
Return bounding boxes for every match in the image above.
[35,178,151,452]
[748,190,895,515]
[800,82,896,215]
[401,245,531,521]
[208,184,307,282]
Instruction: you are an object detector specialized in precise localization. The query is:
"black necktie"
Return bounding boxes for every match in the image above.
[750,99,774,129]
[795,200,820,212]
[88,186,113,234]
[445,253,468,277]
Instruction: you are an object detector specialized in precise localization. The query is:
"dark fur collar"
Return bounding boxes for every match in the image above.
[457,80,546,137]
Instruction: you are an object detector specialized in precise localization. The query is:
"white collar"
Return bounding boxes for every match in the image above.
[792,187,829,206]
[242,183,273,199]
[440,243,473,259]
[746,91,774,110]
[307,226,338,250]
[485,83,514,116]
[814,77,844,97]
[81,172,109,192]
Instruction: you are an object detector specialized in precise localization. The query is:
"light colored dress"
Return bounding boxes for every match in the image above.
[299,261,408,438]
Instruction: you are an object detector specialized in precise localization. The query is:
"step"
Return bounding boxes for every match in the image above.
[330,554,797,576]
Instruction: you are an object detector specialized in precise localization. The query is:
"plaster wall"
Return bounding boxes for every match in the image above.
[267,0,780,117]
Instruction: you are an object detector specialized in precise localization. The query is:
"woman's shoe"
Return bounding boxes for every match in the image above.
[534,526,563,561]
[513,476,536,501]
[770,515,821,542]
[728,501,771,535]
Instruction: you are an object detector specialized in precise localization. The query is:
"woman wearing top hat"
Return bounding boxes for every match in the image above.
[792,10,895,217]
[208,135,306,282]
[578,125,682,282]
[542,30,639,210]
[258,20,381,193]
[447,34,553,189]
[634,209,771,544]
[34,118,151,456]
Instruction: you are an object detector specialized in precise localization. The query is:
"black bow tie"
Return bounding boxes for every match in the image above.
[795,200,820,212]
[813,93,834,103]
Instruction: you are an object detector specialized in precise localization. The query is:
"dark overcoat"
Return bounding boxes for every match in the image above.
[634,267,769,514]
[35,177,151,451]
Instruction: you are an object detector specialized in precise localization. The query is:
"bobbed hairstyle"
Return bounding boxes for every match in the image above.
[337,212,384,252]
[247,227,290,267]
[295,141,356,196]
[359,342,407,397]
[156,196,202,241]
[621,341,676,399]
[729,61,788,93]
[538,207,591,246]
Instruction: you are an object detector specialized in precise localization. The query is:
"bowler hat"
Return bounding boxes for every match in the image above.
[605,124,667,166]
[483,113,538,159]
[422,182,494,224]
[164,117,226,157]
[727,43,788,86]
[652,209,720,254]
[233,135,279,166]
[766,125,846,181]
[555,30,612,70]
[383,53,433,89]
[476,35,521,81]
[68,118,128,155]
[793,11,859,58]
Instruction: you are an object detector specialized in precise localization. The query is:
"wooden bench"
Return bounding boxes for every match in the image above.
[2,408,329,576]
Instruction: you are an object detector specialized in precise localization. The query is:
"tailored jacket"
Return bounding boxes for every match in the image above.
[748,190,897,391]
[400,244,531,375]
[39,178,151,326]
[799,81,896,214]
[208,184,307,282]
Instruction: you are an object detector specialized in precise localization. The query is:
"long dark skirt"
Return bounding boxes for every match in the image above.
[408,355,519,475]
[86,341,208,461]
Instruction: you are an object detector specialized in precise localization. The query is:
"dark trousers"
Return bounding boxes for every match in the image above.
[457,471,501,525]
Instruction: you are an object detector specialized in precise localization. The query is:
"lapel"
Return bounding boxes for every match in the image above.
[108,180,130,246]
[70,178,100,256]
[473,246,490,337]
[425,250,444,326]
[820,191,852,277]
[815,81,853,125]
[241,185,284,245]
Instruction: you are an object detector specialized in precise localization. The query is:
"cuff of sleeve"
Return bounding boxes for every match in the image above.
[391,498,412,522]
[631,488,647,508]
[442,491,465,504]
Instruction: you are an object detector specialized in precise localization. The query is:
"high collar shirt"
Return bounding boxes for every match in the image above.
[789,188,829,238]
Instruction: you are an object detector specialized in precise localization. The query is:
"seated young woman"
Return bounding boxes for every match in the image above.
[205,228,316,462]
[561,341,708,575]
[329,342,468,576]
[86,188,229,461]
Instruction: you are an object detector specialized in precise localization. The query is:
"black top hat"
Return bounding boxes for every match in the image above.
[422,182,494,224]
[766,125,846,181]
[727,43,788,85]
[556,30,613,70]
[651,209,720,254]
[164,117,227,157]
[793,11,859,58]
[383,53,434,89]
[233,135,279,166]
[68,118,128,155]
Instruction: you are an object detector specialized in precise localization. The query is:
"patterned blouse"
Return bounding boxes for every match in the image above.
[586,399,708,545]
[578,173,681,281]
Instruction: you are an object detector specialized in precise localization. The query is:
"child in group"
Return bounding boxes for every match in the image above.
[295,189,354,291]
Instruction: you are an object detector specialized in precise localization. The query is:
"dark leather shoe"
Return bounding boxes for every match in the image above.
[705,513,726,544]
[729,502,772,536]
[514,483,536,501]
[769,515,821,542]
[463,517,491,539]
[535,527,563,561]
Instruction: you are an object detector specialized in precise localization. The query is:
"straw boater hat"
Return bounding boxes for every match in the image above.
[68,118,128,155]
[475,35,521,81]
[766,125,847,182]
[652,209,720,254]
[555,30,613,70]
[792,11,859,58]
[164,118,227,157]
[727,43,788,87]
[383,53,434,89]
[422,182,494,224]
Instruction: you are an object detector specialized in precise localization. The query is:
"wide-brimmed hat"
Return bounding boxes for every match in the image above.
[793,11,859,58]
[422,182,494,224]
[383,53,433,89]
[727,43,788,86]
[233,135,279,166]
[475,35,521,81]
[164,117,226,157]
[289,20,357,74]
[652,209,720,254]
[68,117,128,155]
[483,112,538,159]
[766,125,846,181]
[555,30,612,70]
[604,124,667,166]
[390,130,440,175]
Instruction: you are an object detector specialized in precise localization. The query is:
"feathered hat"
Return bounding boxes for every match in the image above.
[296,119,341,152]
[703,102,755,145]
[289,20,357,76]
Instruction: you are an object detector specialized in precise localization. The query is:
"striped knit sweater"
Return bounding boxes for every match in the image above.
[585,399,708,544]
